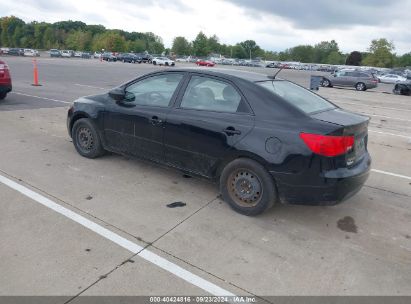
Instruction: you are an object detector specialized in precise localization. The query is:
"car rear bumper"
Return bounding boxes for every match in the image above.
[272,153,371,205]
[0,84,12,93]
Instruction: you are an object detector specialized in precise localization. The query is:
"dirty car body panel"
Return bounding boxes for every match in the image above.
[68,68,371,206]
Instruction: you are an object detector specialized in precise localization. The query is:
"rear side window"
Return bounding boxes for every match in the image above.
[257,80,336,114]
[180,75,245,113]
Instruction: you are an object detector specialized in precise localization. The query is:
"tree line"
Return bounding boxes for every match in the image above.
[1,16,410,68]
[176,33,411,68]
[0,16,165,54]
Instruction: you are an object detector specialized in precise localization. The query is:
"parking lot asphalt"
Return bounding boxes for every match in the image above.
[0,56,410,300]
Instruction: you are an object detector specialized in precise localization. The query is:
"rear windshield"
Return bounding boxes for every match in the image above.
[257,80,336,114]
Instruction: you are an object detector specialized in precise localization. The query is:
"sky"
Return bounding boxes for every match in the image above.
[2,0,411,54]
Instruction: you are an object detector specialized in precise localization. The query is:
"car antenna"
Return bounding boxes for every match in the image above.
[268,66,284,80]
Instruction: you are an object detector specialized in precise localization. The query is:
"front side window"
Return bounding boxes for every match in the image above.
[257,80,336,114]
[125,73,183,107]
[180,76,243,113]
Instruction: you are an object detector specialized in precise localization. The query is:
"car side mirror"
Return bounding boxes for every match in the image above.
[108,88,125,101]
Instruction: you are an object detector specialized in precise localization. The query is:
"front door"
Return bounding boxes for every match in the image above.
[104,72,185,162]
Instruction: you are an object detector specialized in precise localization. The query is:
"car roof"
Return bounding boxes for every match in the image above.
[165,67,270,82]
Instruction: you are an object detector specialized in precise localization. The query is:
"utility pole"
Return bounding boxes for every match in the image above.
[249,49,251,61]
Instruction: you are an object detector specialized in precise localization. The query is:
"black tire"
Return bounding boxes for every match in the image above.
[165,62,169,66]
[153,61,157,65]
[321,79,331,87]
[220,158,277,216]
[393,85,403,95]
[0,92,7,100]
[355,82,366,91]
[72,118,105,159]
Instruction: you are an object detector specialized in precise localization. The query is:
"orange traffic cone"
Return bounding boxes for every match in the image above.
[31,59,41,86]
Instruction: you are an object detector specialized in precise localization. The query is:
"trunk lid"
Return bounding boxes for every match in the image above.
[311,108,369,166]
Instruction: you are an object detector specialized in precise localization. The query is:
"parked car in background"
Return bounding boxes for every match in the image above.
[393,81,411,96]
[152,57,175,66]
[378,74,407,84]
[81,52,92,59]
[196,59,215,67]
[49,49,61,57]
[118,53,141,63]
[176,56,190,62]
[93,52,102,59]
[266,62,279,68]
[102,52,117,62]
[322,70,378,91]
[67,69,371,215]
[61,50,74,58]
[23,49,39,57]
[7,48,24,56]
[74,51,82,57]
[135,53,152,63]
[0,60,12,100]
[0,47,10,55]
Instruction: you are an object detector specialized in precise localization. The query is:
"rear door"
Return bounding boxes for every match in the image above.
[164,74,255,177]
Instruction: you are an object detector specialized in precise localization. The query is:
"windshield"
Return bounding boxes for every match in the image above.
[257,80,336,114]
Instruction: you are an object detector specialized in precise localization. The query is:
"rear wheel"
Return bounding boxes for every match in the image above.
[356,82,366,91]
[0,92,7,100]
[393,85,402,95]
[322,79,331,87]
[153,61,157,65]
[220,158,276,216]
[72,118,105,159]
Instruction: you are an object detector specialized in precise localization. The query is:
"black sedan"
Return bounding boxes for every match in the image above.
[118,53,142,63]
[101,52,117,62]
[67,69,371,215]
[393,82,411,96]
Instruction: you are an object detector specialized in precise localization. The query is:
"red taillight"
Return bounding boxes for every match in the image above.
[300,133,354,157]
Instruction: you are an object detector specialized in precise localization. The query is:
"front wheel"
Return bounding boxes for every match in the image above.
[153,61,157,65]
[220,158,277,216]
[0,92,7,100]
[355,82,366,91]
[72,118,105,159]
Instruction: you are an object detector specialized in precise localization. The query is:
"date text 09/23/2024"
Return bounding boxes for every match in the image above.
[149,296,257,303]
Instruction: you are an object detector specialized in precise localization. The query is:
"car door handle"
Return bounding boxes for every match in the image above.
[150,116,163,126]
[224,127,241,136]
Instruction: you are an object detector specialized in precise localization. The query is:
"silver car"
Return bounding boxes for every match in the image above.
[321,70,378,91]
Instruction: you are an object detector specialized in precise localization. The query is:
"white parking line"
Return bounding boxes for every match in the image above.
[12,92,71,104]
[336,101,411,112]
[371,169,411,181]
[74,84,106,90]
[0,174,234,296]
[368,130,410,139]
